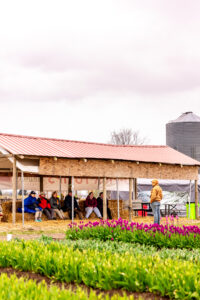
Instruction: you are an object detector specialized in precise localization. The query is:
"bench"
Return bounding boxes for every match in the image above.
[131,201,152,217]
[141,203,152,216]
[132,200,143,216]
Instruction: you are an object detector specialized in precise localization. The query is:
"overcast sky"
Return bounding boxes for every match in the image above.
[0,0,200,145]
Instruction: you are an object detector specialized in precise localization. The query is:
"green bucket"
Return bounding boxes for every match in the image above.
[186,203,200,220]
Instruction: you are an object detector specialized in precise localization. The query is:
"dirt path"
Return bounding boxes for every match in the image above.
[0,233,65,241]
[0,267,169,300]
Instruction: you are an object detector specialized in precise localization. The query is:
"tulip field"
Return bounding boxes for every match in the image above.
[0,219,200,299]
[66,219,200,249]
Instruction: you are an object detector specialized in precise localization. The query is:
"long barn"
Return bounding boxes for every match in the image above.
[0,132,199,223]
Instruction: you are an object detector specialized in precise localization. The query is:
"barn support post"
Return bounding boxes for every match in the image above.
[68,176,72,193]
[59,176,62,199]
[16,170,18,200]
[12,156,17,224]
[188,180,192,219]
[103,177,107,220]
[39,176,44,193]
[98,177,100,191]
[116,178,120,219]
[71,176,75,224]
[21,171,25,226]
[129,178,133,222]
[195,179,199,219]
[133,178,136,203]
[134,178,137,200]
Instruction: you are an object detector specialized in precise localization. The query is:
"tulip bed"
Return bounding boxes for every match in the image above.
[65,219,200,249]
[0,273,132,300]
[1,239,200,299]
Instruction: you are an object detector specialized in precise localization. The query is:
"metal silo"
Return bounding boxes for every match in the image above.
[166,112,200,162]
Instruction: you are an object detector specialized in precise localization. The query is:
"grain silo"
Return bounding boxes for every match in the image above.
[166,112,200,162]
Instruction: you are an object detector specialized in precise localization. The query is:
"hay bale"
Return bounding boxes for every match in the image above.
[1,200,72,223]
[79,199,126,219]
[1,199,129,223]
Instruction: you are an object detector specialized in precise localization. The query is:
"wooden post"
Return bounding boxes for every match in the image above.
[129,178,133,222]
[134,178,137,200]
[98,177,100,191]
[71,176,75,224]
[21,171,25,226]
[12,156,17,224]
[103,177,107,220]
[188,180,192,219]
[16,170,18,200]
[116,178,120,219]
[59,176,62,199]
[39,176,44,193]
[195,179,199,219]
[68,177,72,193]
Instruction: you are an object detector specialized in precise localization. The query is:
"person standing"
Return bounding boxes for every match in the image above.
[150,179,163,224]
[85,192,102,219]
[50,191,65,220]
[63,191,83,220]
[97,192,112,219]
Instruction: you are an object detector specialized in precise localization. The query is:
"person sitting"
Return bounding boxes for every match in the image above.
[85,192,102,219]
[97,192,112,219]
[63,191,83,219]
[50,191,65,220]
[24,191,42,222]
[38,192,53,220]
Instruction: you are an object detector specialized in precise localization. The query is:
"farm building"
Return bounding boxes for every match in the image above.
[0,132,199,223]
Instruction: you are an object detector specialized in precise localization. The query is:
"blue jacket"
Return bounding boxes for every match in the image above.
[24,195,39,208]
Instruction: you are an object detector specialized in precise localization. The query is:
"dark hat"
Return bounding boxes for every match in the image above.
[30,191,36,195]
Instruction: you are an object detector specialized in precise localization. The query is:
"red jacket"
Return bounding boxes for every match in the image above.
[39,195,51,209]
[85,196,97,208]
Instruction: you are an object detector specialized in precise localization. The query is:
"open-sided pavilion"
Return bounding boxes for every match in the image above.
[0,133,199,224]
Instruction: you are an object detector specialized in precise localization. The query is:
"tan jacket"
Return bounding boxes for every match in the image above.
[150,184,163,204]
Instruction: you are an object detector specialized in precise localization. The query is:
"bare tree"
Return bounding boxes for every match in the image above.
[109,128,148,145]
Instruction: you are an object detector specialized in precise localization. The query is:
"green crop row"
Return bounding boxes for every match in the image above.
[0,273,135,300]
[0,240,200,299]
[61,238,200,262]
[39,235,200,263]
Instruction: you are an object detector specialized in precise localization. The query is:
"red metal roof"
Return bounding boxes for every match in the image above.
[0,133,199,166]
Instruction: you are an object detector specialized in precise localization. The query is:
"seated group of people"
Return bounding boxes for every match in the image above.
[85,192,112,219]
[23,190,112,222]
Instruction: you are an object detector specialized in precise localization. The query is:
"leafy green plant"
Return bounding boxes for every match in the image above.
[0,273,135,300]
[0,240,200,298]
[38,234,54,244]
[61,239,200,262]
